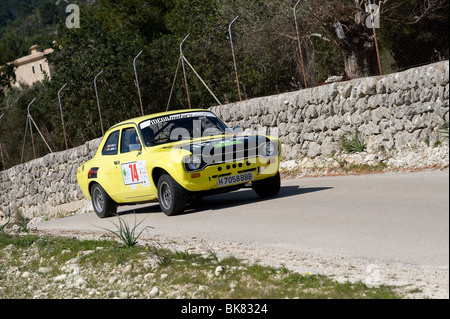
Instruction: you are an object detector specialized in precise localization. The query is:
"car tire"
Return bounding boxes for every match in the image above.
[252,172,281,198]
[91,183,117,218]
[157,174,187,216]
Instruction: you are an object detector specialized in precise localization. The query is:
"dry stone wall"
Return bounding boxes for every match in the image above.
[0,138,101,221]
[0,61,448,221]
[211,61,449,161]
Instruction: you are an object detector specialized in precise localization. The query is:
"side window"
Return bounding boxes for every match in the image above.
[101,130,119,156]
[121,128,141,154]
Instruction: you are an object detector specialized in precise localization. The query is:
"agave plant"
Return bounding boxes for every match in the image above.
[13,210,30,233]
[341,130,366,153]
[97,213,151,247]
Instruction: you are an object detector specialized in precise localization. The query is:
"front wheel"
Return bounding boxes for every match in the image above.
[252,172,281,198]
[157,174,187,216]
[91,183,117,218]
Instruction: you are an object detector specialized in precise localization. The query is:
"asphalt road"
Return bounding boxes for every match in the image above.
[34,171,449,268]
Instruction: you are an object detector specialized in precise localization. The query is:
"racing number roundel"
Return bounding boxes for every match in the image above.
[121,160,150,187]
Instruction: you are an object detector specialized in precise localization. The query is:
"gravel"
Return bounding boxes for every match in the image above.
[139,233,449,299]
[10,228,445,299]
[280,145,449,178]
[1,146,448,299]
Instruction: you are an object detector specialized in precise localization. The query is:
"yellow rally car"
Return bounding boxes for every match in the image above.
[77,109,281,218]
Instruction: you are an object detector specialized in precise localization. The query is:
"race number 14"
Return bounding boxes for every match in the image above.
[122,160,150,187]
[128,163,139,182]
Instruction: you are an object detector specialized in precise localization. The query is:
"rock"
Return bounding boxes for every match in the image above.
[307,142,321,158]
[38,267,51,274]
[149,287,160,297]
[53,274,67,282]
[65,273,87,289]
[144,273,156,280]
[215,266,224,276]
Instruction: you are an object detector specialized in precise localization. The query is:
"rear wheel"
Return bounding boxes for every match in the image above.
[252,172,281,198]
[91,183,117,218]
[157,174,187,216]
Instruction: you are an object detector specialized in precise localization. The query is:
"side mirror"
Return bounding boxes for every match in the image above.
[129,143,142,155]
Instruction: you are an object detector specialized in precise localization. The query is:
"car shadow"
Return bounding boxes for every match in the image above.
[116,185,333,217]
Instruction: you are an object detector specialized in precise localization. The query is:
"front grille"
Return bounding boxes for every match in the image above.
[202,146,260,165]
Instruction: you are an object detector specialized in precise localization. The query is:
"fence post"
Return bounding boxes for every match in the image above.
[367,0,382,75]
[94,70,104,136]
[294,0,308,88]
[180,34,191,109]
[133,51,144,115]
[229,16,242,101]
[166,57,181,112]
[58,83,68,150]
[27,98,37,160]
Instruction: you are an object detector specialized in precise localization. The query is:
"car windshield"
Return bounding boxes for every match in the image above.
[138,111,230,147]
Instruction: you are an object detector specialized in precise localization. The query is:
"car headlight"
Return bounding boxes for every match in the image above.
[186,155,202,171]
[261,142,279,157]
[265,143,275,157]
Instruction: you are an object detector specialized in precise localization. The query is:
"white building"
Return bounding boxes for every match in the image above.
[10,45,54,87]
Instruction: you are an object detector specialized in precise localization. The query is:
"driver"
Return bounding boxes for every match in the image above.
[141,127,154,147]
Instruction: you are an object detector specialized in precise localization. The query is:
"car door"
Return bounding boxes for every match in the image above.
[97,129,126,202]
[112,125,155,203]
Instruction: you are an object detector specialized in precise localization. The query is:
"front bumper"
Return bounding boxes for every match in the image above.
[179,156,280,192]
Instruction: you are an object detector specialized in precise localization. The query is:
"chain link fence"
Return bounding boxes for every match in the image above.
[293,0,449,87]
[0,0,448,171]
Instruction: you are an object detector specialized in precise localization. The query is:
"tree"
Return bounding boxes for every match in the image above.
[378,0,449,69]
[299,0,449,79]
[0,64,15,93]
[216,0,300,94]
[0,33,24,64]
[1,0,448,170]
[298,0,380,78]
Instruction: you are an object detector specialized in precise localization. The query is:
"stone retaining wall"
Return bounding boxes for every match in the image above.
[211,61,449,161]
[0,138,101,220]
[0,61,448,221]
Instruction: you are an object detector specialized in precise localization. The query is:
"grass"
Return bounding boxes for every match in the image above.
[0,232,404,299]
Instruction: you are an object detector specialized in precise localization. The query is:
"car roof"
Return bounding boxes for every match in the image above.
[106,108,210,133]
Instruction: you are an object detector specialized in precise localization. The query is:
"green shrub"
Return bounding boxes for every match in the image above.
[341,131,366,153]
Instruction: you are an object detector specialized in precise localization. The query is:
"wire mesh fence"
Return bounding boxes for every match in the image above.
[0,0,448,170]
[292,0,449,87]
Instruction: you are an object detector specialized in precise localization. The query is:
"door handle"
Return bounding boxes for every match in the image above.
[114,161,120,165]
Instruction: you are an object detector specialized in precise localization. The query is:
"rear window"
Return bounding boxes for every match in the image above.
[102,130,119,156]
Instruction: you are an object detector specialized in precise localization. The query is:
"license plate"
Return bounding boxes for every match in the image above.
[217,172,254,187]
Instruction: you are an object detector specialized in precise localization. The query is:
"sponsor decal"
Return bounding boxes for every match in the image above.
[121,160,150,187]
[88,167,99,179]
[140,111,214,129]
